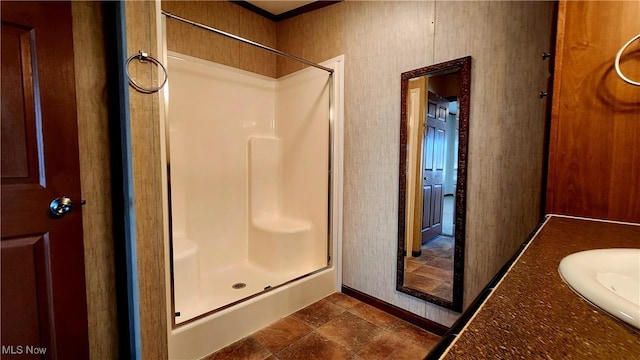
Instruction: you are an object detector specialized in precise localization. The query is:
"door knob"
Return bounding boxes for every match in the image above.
[49,196,73,217]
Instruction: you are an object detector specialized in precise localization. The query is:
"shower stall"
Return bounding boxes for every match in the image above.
[159,12,344,359]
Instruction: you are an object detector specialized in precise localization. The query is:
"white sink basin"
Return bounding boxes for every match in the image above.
[559,248,640,330]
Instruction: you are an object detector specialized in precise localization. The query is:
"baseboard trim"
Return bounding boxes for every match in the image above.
[341,285,448,336]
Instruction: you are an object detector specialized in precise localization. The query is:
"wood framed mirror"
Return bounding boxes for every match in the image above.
[397,56,471,312]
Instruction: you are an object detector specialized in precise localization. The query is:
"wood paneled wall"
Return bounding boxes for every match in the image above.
[71,2,118,358]
[124,1,167,358]
[546,0,640,222]
[277,1,554,325]
[162,1,277,78]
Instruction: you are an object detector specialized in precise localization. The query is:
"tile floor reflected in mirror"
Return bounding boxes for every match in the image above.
[404,236,454,301]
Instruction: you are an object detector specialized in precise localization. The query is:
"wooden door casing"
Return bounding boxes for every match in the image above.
[408,78,428,256]
[1,1,89,358]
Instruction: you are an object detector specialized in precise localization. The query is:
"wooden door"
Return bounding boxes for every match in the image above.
[421,92,448,243]
[1,1,89,358]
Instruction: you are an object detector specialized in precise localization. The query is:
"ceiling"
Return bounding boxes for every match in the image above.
[245,1,317,16]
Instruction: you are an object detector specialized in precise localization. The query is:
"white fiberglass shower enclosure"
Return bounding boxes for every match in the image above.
[159,15,343,360]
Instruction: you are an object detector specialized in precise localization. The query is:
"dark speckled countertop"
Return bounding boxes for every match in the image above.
[441,215,640,359]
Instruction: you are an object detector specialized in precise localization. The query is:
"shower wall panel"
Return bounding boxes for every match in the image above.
[275,68,331,268]
[168,54,275,271]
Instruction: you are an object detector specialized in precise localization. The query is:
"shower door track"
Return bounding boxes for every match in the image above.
[161,11,334,74]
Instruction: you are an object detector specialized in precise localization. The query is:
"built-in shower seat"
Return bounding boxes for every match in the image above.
[248,137,315,273]
[172,234,200,310]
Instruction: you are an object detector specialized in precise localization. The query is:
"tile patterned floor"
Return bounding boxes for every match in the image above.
[205,293,441,360]
[404,235,454,301]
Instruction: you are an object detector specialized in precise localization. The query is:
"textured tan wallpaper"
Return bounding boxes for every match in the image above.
[71,2,119,358]
[277,0,554,326]
[433,0,554,315]
[275,1,345,77]
[125,1,168,358]
[73,2,169,357]
[162,1,277,77]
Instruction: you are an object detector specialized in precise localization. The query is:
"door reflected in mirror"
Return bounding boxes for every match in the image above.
[397,57,471,312]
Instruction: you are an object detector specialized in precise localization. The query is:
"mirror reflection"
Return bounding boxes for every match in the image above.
[397,57,471,312]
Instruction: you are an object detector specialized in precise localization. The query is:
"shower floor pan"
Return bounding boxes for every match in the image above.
[174,261,318,325]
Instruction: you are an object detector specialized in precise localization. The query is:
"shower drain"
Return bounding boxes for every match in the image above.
[232,283,246,289]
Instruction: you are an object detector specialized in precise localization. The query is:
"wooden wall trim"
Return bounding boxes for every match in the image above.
[341,286,449,336]
[230,0,342,22]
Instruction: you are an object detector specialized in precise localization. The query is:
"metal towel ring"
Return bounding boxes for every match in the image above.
[614,33,640,87]
[126,50,168,94]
